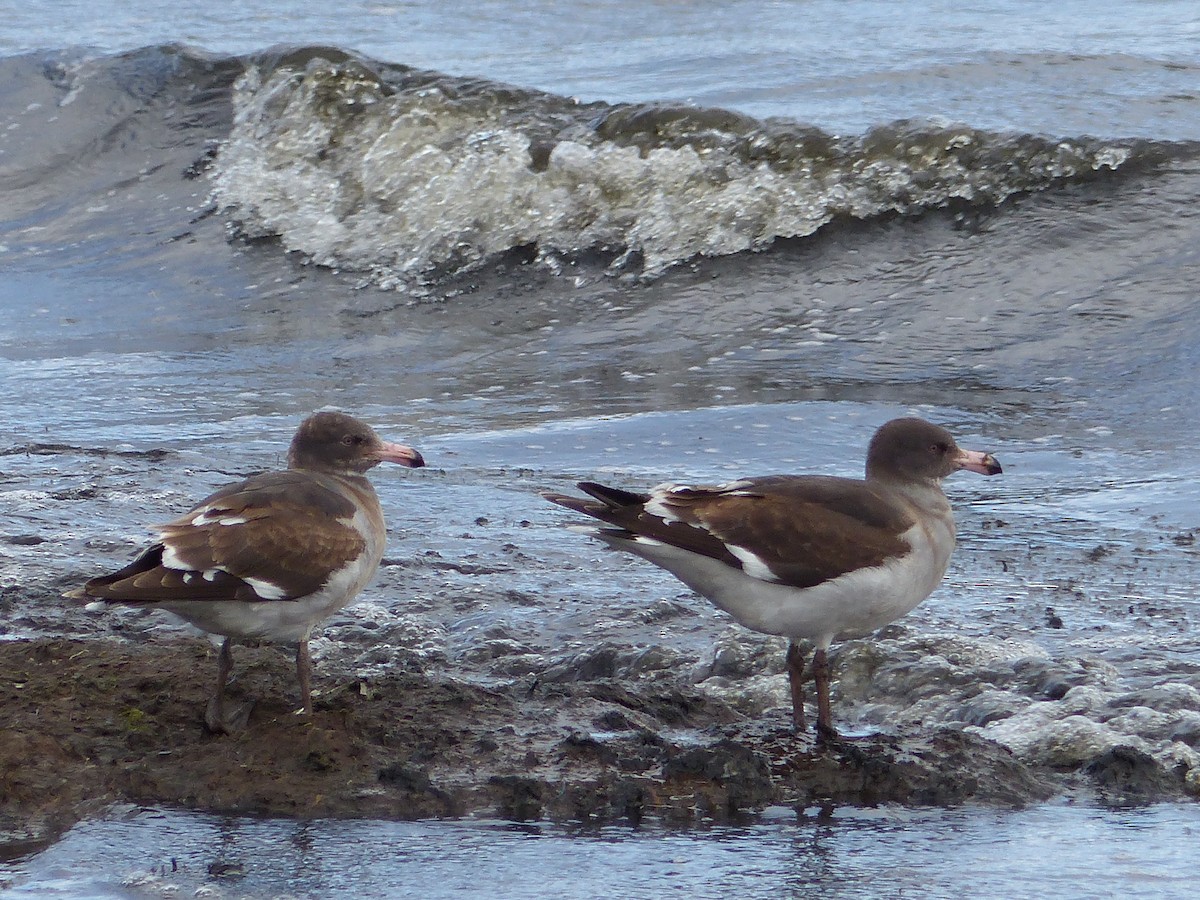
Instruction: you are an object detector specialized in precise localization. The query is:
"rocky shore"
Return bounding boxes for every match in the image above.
[3,619,1190,855]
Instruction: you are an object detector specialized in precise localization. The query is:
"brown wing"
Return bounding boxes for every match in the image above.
[548,476,915,589]
[82,471,367,603]
[547,482,745,568]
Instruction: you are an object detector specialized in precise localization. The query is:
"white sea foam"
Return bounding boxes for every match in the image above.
[211,57,1139,289]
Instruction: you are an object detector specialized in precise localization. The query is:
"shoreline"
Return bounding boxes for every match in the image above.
[3,631,1192,853]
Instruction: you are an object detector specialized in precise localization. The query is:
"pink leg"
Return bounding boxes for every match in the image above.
[785,641,807,731]
[812,646,839,744]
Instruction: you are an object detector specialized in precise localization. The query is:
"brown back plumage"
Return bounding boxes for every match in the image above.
[80,471,371,603]
[545,475,916,589]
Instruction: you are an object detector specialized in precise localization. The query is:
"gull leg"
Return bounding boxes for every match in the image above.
[785,641,808,732]
[296,631,313,717]
[812,645,839,744]
[204,638,253,734]
[204,638,233,733]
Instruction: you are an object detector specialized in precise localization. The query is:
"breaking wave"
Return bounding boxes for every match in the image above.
[210,50,1160,288]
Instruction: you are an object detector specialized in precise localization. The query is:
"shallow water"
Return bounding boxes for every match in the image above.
[3,0,1200,895]
[4,803,1200,900]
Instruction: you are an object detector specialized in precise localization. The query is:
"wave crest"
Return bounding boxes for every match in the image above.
[210,52,1152,287]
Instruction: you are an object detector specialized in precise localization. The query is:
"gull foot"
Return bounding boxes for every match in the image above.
[814,721,841,747]
[204,697,255,735]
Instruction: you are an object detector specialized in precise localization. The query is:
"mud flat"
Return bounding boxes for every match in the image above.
[4,614,1190,856]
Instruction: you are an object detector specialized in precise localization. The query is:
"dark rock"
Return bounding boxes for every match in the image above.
[593,710,632,731]
[1169,720,1200,747]
[662,740,775,817]
[378,763,432,792]
[4,534,46,546]
[758,727,1054,808]
[488,775,548,821]
[541,645,621,682]
[1084,746,1181,802]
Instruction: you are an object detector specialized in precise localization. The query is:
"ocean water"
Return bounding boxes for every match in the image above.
[3,0,1200,896]
[3,803,1199,900]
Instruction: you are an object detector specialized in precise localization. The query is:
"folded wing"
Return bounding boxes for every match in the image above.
[82,471,368,603]
[548,475,916,589]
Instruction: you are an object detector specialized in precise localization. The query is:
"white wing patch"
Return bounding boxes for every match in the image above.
[162,539,270,593]
[566,524,603,536]
[645,479,760,521]
[645,483,692,521]
[631,535,668,547]
[720,479,755,492]
[242,576,290,600]
[159,543,190,572]
[726,544,783,583]
[649,481,690,494]
[160,543,218,583]
[191,508,249,526]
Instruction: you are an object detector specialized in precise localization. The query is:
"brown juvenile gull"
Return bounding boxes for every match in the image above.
[67,411,425,733]
[543,417,1001,743]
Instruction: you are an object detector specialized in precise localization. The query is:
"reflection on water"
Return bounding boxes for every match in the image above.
[3,803,1197,899]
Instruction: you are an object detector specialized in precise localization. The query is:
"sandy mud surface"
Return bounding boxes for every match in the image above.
[4,595,1191,855]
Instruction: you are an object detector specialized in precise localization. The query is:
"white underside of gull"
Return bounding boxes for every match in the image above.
[156,554,377,642]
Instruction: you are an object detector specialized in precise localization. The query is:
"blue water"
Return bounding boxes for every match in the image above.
[1,0,1198,137]
[4,803,1199,900]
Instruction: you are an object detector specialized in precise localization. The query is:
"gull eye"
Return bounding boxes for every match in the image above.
[342,434,365,446]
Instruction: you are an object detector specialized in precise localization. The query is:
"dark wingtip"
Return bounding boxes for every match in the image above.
[542,490,604,517]
[576,481,650,508]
